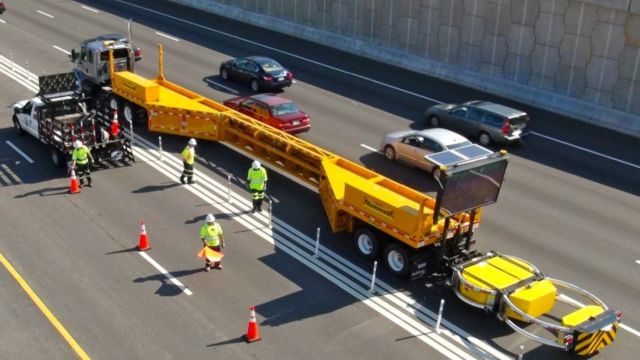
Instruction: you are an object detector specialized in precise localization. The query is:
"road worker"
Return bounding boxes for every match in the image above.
[247,160,268,213]
[71,140,94,187]
[180,138,197,184]
[200,213,224,271]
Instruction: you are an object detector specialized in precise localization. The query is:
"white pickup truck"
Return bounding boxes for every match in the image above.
[12,92,90,166]
[12,72,134,167]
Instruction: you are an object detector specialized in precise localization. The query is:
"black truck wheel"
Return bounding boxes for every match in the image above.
[383,243,410,277]
[354,227,382,260]
[13,115,24,136]
[51,148,65,168]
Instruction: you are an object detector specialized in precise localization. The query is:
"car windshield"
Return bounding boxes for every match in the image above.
[446,140,473,150]
[260,60,284,72]
[271,102,299,116]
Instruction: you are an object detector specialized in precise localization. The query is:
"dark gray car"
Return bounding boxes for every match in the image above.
[425,100,530,146]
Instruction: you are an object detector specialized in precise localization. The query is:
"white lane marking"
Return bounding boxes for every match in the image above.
[0,55,40,82]
[53,46,70,55]
[155,31,180,42]
[204,78,238,94]
[0,19,6,24]
[37,10,54,18]
[131,147,483,360]
[138,251,193,296]
[558,294,640,338]
[532,131,640,170]
[113,0,640,171]
[5,141,34,164]
[81,5,99,13]
[360,143,381,154]
[0,65,39,93]
[0,164,22,184]
[636,260,640,265]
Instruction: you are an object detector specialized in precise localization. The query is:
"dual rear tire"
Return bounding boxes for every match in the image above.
[353,227,411,277]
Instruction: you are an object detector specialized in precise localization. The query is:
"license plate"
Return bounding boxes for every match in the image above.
[278,77,284,81]
[292,120,300,125]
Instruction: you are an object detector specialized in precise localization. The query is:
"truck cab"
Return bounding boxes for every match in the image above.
[71,36,136,88]
[12,98,42,138]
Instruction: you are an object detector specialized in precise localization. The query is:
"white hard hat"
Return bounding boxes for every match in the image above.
[252,160,261,169]
[188,138,197,146]
[205,213,215,223]
[73,140,83,149]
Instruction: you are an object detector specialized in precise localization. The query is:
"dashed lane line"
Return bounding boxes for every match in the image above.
[37,10,54,19]
[137,251,193,296]
[0,252,91,360]
[5,141,34,164]
[155,31,179,42]
[81,5,99,13]
[53,46,70,55]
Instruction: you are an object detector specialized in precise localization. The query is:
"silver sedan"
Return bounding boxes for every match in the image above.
[379,128,472,175]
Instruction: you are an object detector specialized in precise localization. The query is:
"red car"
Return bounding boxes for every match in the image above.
[0,1,5,14]
[223,94,310,134]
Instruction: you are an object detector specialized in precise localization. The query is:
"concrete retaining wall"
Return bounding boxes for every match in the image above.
[166,0,640,136]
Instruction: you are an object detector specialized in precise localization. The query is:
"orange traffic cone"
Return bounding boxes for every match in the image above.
[138,220,151,251]
[244,306,261,343]
[69,169,81,194]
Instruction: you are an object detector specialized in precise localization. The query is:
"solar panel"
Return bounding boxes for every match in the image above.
[425,144,493,167]
[427,151,466,167]
[453,144,493,158]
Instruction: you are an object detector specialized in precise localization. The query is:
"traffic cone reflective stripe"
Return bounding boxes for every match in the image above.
[244,306,261,343]
[69,169,81,194]
[138,220,151,251]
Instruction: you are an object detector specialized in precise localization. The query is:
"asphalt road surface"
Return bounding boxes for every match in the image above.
[1,1,638,359]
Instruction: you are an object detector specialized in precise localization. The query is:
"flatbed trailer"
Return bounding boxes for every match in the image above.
[73,43,620,355]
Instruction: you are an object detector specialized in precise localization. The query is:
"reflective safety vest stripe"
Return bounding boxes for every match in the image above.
[72,146,90,165]
[200,223,222,247]
[182,147,195,164]
[247,168,267,190]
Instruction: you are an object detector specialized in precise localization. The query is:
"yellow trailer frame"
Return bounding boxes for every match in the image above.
[108,45,477,249]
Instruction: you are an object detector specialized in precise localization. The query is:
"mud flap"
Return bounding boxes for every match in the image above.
[410,254,428,281]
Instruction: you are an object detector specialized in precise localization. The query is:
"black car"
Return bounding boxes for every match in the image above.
[219,56,293,92]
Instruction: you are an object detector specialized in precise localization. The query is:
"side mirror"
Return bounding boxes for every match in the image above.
[70,49,78,62]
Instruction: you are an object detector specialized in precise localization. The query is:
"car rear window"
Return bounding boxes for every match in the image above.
[447,141,473,150]
[260,61,284,72]
[271,102,299,116]
[508,114,529,126]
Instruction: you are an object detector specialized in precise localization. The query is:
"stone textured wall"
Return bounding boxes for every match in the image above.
[169,0,640,134]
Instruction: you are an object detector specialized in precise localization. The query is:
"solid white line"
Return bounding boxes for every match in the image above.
[155,31,180,42]
[112,0,640,171]
[0,66,39,93]
[81,5,99,13]
[53,46,70,55]
[5,141,35,164]
[37,10,54,18]
[0,164,22,184]
[204,78,239,94]
[137,251,193,296]
[531,131,640,170]
[360,143,381,153]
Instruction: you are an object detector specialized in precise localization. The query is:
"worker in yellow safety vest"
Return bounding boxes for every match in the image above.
[71,140,94,187]
[247,160,268,213]
[200,213,225,271]
[180,138,197,184]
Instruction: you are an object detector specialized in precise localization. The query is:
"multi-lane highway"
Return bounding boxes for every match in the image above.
[1,1,638,359]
